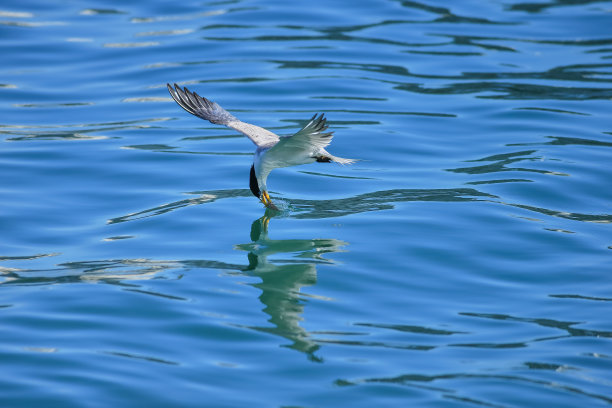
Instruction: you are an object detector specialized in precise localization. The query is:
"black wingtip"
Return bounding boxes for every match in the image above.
[167,82,198,115]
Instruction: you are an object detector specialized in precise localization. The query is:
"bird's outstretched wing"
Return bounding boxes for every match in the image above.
[268,113,334,156]
[167,83,279,147]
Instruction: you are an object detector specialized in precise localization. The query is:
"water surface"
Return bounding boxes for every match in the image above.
[1,1,611,407]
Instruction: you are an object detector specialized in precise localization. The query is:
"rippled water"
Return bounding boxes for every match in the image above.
[1,1,611,406]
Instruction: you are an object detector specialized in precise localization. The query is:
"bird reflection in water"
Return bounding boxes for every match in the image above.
[1,211,348,361]
[235,210,348,362]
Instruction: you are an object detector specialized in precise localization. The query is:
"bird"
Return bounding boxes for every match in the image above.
[167,83,357,209]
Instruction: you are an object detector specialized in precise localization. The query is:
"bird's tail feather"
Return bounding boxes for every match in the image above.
[326,154,359,165]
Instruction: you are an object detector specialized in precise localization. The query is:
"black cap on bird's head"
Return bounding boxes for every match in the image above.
[250,164,277,209]
[249,164,261,198]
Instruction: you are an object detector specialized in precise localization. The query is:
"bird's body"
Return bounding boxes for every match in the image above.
[167,83,356,208]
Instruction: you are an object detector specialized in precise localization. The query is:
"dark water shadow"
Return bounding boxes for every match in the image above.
[336,370,612,406]
[107,182,611,224]
[459,312,612,342]
[507,0,608,14]
[286,188,494,218]
[447,149,569,177]
[0,117,171,142]
[269,58,612,101]
[108,187,495,224]
[107,190,243,224]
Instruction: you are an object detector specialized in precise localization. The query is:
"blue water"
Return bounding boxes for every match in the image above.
[1,1,611,406]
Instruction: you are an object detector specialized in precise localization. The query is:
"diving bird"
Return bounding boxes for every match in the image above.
[167,83,357,208]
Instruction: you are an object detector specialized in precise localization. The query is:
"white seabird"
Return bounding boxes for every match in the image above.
[167,83,357,209]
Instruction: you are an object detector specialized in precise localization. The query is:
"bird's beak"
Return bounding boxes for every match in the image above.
[260,191,278,210]
[261,191,271,206]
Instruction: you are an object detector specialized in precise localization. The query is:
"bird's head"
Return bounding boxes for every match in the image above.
[250,164,278,210]
[249,164,261,198]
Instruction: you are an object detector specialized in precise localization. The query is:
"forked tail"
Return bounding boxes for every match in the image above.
[318,152,359,165]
